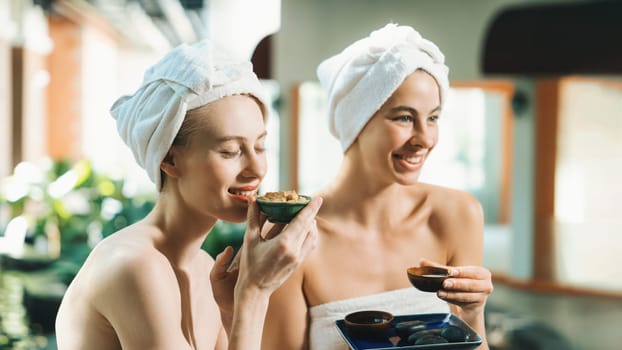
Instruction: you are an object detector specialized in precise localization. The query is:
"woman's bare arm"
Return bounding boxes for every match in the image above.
[93,252,194,350]
[261,267,309,349]
[439,191,492,349]
[212,197,321,350]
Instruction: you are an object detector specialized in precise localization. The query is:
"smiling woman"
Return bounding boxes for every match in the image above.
[294,81,514,226]
[264,23,492,350]
[55,38,322,350]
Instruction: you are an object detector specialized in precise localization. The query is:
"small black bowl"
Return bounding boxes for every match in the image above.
[407,266,450,292]
[343,310,394,340]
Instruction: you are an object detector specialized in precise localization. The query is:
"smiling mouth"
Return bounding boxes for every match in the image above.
[393,153,424,165]
[228,188,257,198]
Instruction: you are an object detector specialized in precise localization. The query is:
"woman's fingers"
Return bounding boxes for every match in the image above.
[244,196,261,243]
[298,220,319,261]
[420,259,491,282]
[451,265,492,280]
[263,223,287,240]
[279,197,322,245]
[417,260,493,317]
[211,246,234,281]
[436,265,493,312]
[236,196,322,292]
[438,290,487,305]
[226,247,241,273]
[419,259,493,300]
[258,197,322,241]
[442,277,493,293]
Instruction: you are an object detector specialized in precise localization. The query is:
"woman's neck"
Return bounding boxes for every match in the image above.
[320,157,423,230]
[145,196,217,268]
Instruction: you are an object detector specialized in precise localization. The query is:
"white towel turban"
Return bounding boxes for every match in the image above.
[110,39,269,190]
[317,23,450,152]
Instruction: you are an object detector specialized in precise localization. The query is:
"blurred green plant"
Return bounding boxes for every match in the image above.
[0,158,246,285]
[0,158,156,283]
[0,158,248,344]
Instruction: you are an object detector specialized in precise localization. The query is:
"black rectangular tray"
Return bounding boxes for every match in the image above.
[335,313,483,350]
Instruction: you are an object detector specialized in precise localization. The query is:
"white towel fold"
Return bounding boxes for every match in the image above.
[317,23,450,152]
[110,39,269,189]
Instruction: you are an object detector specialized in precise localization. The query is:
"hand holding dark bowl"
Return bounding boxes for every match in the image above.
[407,266,450,292]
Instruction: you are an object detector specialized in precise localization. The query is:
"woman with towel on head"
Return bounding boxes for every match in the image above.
[262,23,492,349]
[55,39,322,350]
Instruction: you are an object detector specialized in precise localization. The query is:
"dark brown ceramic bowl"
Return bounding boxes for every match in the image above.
[407,266,450,293]
[344,310,394,340]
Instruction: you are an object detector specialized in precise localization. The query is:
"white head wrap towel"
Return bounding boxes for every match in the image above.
[317,23,450,152]
[110,39,269,190]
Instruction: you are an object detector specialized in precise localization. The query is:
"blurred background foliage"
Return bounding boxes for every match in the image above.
[0,158,245,346]
[1,158,155,285]
[0,158,246,284]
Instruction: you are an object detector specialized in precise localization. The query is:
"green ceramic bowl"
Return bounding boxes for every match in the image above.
[256,195,311,223]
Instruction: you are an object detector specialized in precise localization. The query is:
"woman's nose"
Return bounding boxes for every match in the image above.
[241,152,267,179]
[409,125,435,148]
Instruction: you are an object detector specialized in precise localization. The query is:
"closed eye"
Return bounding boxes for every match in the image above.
[220,150,242,158]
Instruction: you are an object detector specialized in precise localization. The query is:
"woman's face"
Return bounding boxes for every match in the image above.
[355,70,441,185]
[171,94,267,222]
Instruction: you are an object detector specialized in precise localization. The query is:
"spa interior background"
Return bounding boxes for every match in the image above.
[1,0,621,349]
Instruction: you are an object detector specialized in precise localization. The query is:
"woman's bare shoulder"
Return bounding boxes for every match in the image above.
[418,184,486,265]
[84,225,174,295]
[59,223,177,324]
[416,183,483,236]
[417,183,482,215]
[96,224,165,264]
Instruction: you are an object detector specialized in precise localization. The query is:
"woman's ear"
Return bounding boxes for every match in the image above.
[160,148,181,179]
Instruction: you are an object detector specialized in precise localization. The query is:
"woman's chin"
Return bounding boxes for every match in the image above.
[222,212,247,223]
[394,172,422,186]
[213,206,248,223]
